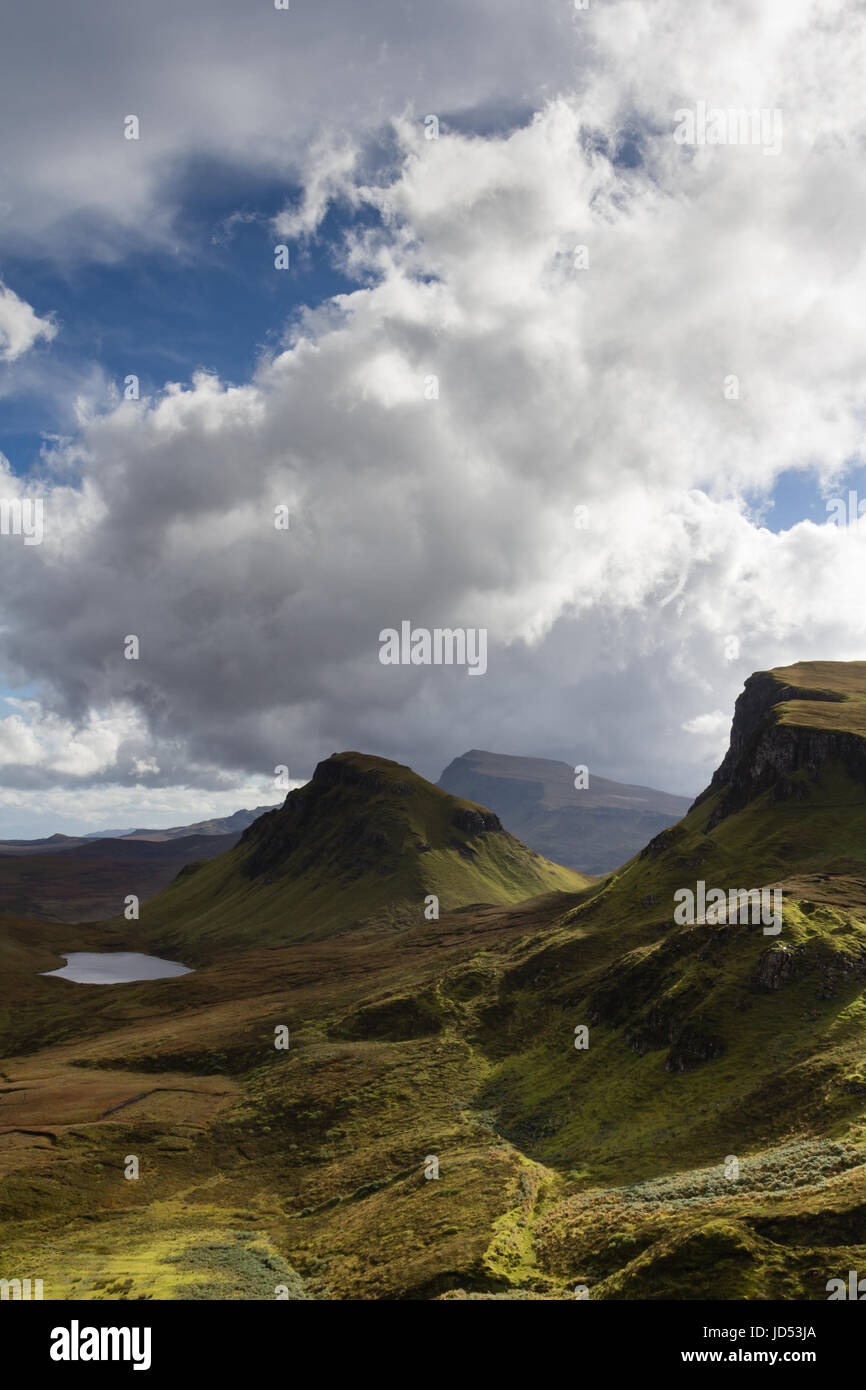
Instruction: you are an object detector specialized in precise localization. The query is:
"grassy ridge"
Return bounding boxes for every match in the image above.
[136,752,588,961]
[770,661,866,736]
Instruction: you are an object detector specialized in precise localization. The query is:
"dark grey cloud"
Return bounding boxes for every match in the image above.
[0,0,584,258]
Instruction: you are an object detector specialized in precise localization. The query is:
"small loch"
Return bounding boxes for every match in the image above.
[41,952,193,984]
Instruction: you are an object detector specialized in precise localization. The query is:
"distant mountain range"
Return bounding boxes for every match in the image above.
[0,808,278,920]
[437,749,693,873]
[0,832,242,923]
[83,806,277,842]
[0,806,278,922]
[0,806,275,853]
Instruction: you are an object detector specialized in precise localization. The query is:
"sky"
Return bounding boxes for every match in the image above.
[0,0,865,836]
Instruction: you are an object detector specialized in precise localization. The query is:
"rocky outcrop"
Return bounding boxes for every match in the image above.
[302,754,387,796]
[692,671,864,829]
[451,806,502,835]
[754,944,794,992]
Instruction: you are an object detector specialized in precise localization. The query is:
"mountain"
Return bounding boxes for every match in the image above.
[0,832,240,922]
[0,807,278,922]
[0,832,90,854]
[438,748,692,873]
[137,752,589,960]
[0,808,275,851]
[5,666,866,1302]
[84,806,277,842]
[460,660,866,1292]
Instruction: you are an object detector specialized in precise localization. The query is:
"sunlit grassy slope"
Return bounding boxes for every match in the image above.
[471,665,866,1213]
[770,660,866,736]
[136,752,588,961]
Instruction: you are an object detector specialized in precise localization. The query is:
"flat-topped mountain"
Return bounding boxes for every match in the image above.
[139,751,588,959]
[438,748,691,872]
[695,660,866,829]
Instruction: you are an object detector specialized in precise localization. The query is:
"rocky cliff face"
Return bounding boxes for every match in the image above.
[450,805,502,835]
[693,671,864,828]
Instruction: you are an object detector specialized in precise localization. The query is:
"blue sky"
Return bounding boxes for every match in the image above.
[754,467,866,533]
[0,167,366,477]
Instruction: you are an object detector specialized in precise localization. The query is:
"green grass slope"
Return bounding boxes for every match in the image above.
[137,752,588,962]
[771,660,866,735]
[471,663,866,1222]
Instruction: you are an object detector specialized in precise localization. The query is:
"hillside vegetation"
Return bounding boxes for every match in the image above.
[4,664,866,1300]
[136,752,588,962]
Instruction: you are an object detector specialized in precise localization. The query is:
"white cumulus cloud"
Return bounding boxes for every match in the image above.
[0,282,56,361]
[1,0,866,826]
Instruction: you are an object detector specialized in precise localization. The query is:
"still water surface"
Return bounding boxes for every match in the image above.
[42,952,193,984]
